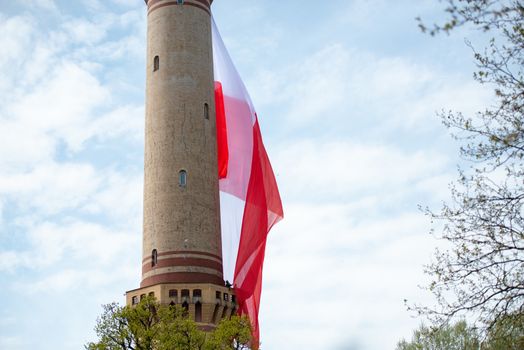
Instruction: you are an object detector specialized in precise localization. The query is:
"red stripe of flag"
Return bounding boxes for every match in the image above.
[215,81,229,179]
[234,119,283,342]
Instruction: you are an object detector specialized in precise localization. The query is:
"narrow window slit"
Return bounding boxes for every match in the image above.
[151,249,158,267]
[153,55,159,72]
[179,170,187,187]
[195,302,202,322]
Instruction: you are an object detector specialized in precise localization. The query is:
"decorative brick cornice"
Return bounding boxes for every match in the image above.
[141,272,224,288]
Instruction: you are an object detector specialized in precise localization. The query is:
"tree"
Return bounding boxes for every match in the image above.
[396,320,480,350]
[206,316,254,350]
[85,296,253,350]
[483,312,524,350]
[412,0,524,333]
[86,301,153,350]
[397,317,524,350]
[154,304,206,350]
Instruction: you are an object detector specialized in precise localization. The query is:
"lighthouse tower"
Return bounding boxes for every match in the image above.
[126,0,236,329]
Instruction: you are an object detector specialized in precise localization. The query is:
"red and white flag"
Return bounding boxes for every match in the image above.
[212,19,284,342]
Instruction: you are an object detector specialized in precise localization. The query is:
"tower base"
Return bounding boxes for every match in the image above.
[126,283,237,329]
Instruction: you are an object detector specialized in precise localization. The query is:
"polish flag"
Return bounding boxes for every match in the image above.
[212,19,284,342]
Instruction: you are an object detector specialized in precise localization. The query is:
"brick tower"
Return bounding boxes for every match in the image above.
[126,0,236,329]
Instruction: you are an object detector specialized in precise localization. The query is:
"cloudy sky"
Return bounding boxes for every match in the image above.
[0,1,494,349]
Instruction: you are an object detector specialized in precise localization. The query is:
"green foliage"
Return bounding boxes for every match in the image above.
[155,305,205,350]
[86,297,253,350]
[483,313,524,350]
[398,316,524,350]
[205,316,253,350]
[412,0,524,333]
[396,321,480,350]
[86,302,136,350]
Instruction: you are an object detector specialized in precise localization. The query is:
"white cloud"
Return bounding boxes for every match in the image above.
[0,15,34,66]
[18,0,58,12]
[273,139,450,201]
[15,268,117,293]
[261,204,436,350]
[111,0,141,7]
[63,18,109,45]
[0,252,25,273]
[0,32,143,170]
[0,7,145,288]
[118,9,145,27]
[0,61,119,174]
[0,336,25,350]
[0,161,142,235]
[82,170,143,227]
[1,221,138,273]
[0,162,101,214]
[0,15,35,94]
[62,9,145,63]
[9,63,110,150]
[0,121,55,171]
[87,34,145,61]
[81,0,105,13]
[251,43,492,134]
[258,123,453,348]
[286,45,353,123]
[91,105,144,141]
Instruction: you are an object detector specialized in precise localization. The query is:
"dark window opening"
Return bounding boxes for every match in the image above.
[215,291,221,300]
[195,302,202,322]
[153,55,159,72]
[220,305,228,319]
[149,292,155,298]
[211,304,220,324]
[204,103,209,120]
[182,301,189,315]
[149,304,157,315]
[169,301,175,306]
[223,293,229,302]
[151,249,158,267]
[179,170,187,187]
[193,289,202,298]
[132,296,138,305]
[169,289,178,298]
[140,294,146,301]
[231,295,236,304]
